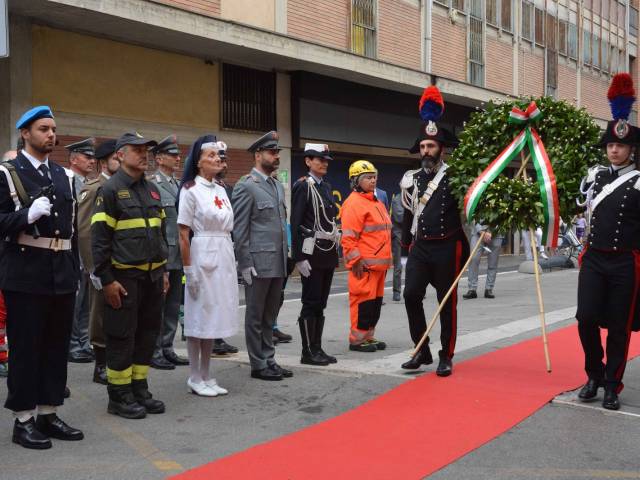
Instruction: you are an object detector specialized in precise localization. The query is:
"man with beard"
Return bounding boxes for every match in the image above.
[232,131,292,381]
[399,86,469,377]
[79,139,120,384]
[1,106,83,448]
[211,142,240,356]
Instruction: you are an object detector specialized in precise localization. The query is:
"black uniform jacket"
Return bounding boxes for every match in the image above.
[0,152,79,295]
[91,169,168,285]
[290,176,339,269]
[587,164,640,251]
[401,168,463,246]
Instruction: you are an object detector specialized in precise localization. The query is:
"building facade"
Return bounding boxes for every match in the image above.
[1,0,637,215]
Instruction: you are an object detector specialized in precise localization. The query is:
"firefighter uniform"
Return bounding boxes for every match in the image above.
[341,160,392,351]
[400,85,469,376]
[290,144,340,366]
[575,73,640,410]
[91,132,168,419]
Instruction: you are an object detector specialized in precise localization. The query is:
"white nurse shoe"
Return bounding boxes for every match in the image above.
[205,379,228,395]
[187,378,218,397]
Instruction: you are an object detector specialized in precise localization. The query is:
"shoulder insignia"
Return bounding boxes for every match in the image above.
[117,189,131,199]
[400,169,420,190]
[183,180,195,190]
[297,176,308,182]
[587,165,607,183]
[155,174,163,183]
[249,174,260,183]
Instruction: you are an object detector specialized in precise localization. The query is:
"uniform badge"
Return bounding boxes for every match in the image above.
[95,196,103,206]
[135,131,143,138]
[150,191,160,200]
[80,191,88,202]
[425,121,438,136]
[214,196,223,209]
[117,189,131,199]
[614,119,629,139]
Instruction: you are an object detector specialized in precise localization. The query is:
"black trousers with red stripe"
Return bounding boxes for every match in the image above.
[576,248,640,392]
[403,232,469,360]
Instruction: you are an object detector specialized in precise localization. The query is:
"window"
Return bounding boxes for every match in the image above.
[522,1,533,40]
[486,0,498,25]
[546,49,558,97]
[568,23,578,59]
[452,0,465,11]
[583,29,591,65]
[618,3,625,27]
[435,0,449,6]
[546,13,557,51]
[584,0,591,10]
[351,0,377,58]
[468,0,484,87]
[592,35,600,68]
[501,0,512,31]
[593,0,601,15]
[631,7,639,38]
[602,0,609,21]
[222,64,276,132]
[535,8,545,46]
[558,20,568,56]
[601,39,609,72]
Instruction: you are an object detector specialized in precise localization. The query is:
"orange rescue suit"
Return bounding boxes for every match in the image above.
[340,191,392,345]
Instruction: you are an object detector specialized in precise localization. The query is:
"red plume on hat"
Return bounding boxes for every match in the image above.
[419,85,444,123]
[607,73,636,121]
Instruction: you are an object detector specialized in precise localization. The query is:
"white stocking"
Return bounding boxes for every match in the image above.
[186,337,202,383]
[200,339,214,382]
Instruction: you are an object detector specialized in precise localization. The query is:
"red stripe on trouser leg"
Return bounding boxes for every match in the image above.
[447,241,463,358]
[0,291,6,362]
[613,251,640,393]
[349,270,386,345]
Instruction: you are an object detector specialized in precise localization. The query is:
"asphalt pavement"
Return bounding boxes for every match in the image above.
[1,254,639,480]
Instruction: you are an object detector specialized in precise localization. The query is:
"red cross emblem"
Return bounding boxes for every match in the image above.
[214,196,223,209]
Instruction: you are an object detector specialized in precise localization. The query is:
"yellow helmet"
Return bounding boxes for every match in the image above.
[348,160,377,180]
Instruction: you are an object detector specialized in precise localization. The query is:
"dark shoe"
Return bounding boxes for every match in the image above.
[270,363,293,378]
[366,339,386,351]
[212,339,239,355]
[349,343,377,352]
[578,378,601,402]
[93,364,108,385]
[299,317,330,366]
[315,316,337,364]
[484,289,495,299]
[150,355,175,370]
[251,368,283,381]
[132,379,165,414]
[602,387,620,410]
[107,384,146,419]
[164,350,189,366]
[68,351,93,363]
[35,414,84,441]
[64,386,71,398]
[462,290,477,300]
[12,418,51,450]
[436,357,453,377]
[401,346,434,370]
[392,292,401,302]
[273,328,292,343]
[0,361,7,378]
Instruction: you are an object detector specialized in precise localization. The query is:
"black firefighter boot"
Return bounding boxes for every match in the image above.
[401,343,434,370]
[299,317,330,366]
[107,384,146,419]
[316,316,337,364]
[132,379,166,414]
[93,347,108,385]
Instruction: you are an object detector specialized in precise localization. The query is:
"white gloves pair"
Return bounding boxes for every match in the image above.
[241,267,257,286]
[89,273,103,291]
[27,197,52,224]
[183,266,200,299]
[296,260,312,278]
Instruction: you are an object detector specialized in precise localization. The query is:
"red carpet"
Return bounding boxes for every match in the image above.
[173,325,639,480]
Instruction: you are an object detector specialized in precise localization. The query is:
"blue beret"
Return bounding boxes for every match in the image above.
[15,106,55,130]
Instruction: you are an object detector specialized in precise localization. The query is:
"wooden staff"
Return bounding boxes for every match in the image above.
[411,231,486,358]
[514,152,531,179]
[522,167,552,372]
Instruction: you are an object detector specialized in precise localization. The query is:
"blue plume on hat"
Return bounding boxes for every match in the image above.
[607,73,636,121]
[418,86,444,123]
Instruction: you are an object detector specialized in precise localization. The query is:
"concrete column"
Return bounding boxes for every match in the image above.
[276,72,292,211]
[275,0,287,34]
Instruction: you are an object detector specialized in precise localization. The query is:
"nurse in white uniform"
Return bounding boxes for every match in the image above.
[178,135,239,397]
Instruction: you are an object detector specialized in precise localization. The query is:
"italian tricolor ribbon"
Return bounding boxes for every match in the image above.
[463,101,559,247]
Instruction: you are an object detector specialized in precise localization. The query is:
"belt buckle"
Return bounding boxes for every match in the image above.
[50,238,62,252]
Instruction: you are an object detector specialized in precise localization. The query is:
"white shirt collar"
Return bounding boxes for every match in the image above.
[309,172,323,185]
[195,175,215,188]
[21,149,49,171]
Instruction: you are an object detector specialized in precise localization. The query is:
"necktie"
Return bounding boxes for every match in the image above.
[38,164,51,181]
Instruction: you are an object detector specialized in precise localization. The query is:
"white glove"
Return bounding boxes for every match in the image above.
[296,260,312,278]
[183,266,200,299]
[242,267,257,286]
[27,197,52,224]
[89,273,103,291]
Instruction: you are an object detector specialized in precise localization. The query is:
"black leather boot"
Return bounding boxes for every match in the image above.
[107,384,146,419]
[315,316,337,364]
[93,346,108,385]
[401,344,434,369]
[12,418,51,449]
[436,355,453,377]
[299,317,330,366]
[578,378,601,401]
[602,386,620,410]
[132,379,166,414]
